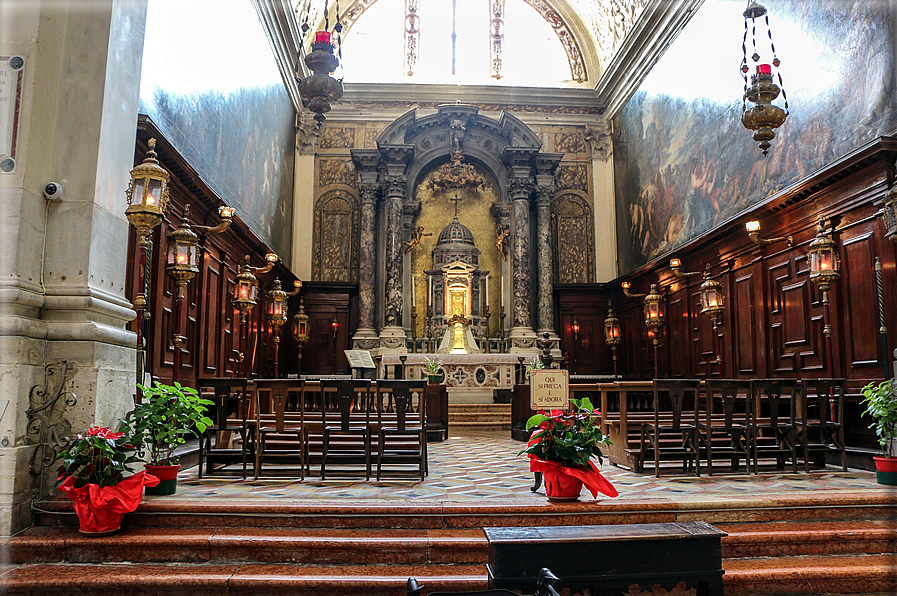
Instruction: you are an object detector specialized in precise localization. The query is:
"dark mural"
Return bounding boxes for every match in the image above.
[137,0,295,261]
[614,0,896,274]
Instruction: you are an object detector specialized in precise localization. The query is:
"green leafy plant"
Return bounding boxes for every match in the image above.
[518,397,612,468]
[56,426,142,489]
[423,356,443,377]
[125,382,214,466]
[861,380,897,456]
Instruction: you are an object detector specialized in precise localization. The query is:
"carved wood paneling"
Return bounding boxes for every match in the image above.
[734,272,757,374]
[842,233,879,368]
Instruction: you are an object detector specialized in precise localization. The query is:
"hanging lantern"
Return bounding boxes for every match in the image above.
[125,138,170,244]
[266,279,289,330]
[643,284,664,334]
[740,1,788,155]
[165,205,200,300]
[699,267,725,324]
[297,29,343,125]
[604,303,621,348]
[808,220,840,293]
[571,317,580,340]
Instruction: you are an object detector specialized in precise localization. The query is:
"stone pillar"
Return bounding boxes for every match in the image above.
[534,154,562,344]
[0,0,148,534]
[535,184,555,335]
[350,149,382,350]
[376,146,413,353]
[291,115,319,279]
[585,121,617,282]
[507,176,538,352]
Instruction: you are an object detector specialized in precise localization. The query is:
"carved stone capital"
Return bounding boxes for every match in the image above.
[535,184,556,206]
[358,182,380,204]
[584,124,613,161]
[383,175,407,198]
[508,177,534,201]
[297,117,320,155]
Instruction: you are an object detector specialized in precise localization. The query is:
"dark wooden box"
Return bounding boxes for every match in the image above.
[485,521,726,596]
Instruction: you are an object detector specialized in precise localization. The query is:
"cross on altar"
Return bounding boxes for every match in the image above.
[450,194,462,216]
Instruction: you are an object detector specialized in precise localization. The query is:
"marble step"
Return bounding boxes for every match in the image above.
[0,562,488,596]
[722,553,897,595]
[448,404,511,425]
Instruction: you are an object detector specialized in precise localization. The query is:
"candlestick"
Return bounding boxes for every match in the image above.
[427,275,432,307]
[485,275,489,307]
[412,275,416,307]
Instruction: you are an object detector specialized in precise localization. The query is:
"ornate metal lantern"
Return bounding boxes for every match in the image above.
[808,220,840,294]
[297,30,344,125]
[643,284,664,335]
[331,316,340,337]
[165,206,200,300]
[126,138,171,244]
[740,1,788,155]
[233,253,278,319]
[571,318,580,340]
[604,304,621,348]
[699,266,725,324]
[292,296,310,345]
[266,280,289,330]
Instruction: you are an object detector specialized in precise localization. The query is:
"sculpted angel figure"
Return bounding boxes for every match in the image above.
[495,224,510,261]
[404,226,432,253]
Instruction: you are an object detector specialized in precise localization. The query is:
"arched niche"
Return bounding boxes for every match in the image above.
[376,104,543,204]
[552,191,594,283]
[313,188,360,282]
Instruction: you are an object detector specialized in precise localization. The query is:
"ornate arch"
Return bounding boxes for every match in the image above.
[551,191,594,283]
[335,0,588,82]
[313,188,360,282]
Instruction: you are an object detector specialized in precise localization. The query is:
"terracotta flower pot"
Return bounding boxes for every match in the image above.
[873,456,897,485]
[542,467,584,502]
[144,463,181,496]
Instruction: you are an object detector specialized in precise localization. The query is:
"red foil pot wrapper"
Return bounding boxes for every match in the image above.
[529,457,618,499]
[58,471,160,533]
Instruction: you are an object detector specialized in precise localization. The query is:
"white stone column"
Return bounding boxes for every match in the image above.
[291,116,318,280]
[0,0,147,534]
[585,122,617,282]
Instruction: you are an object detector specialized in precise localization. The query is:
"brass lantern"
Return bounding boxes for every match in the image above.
[699,265,725,324]
[643,284,664,335]
[571,317,580,340]
[266,279,288,330]
[125,138,171,243]
[740,1,788,155]
[165,205,200,300]
[604,302,621,348]
[233,252,278,319]
[292,297,310,345]
[808,219,840,294]
[331,316,340,337]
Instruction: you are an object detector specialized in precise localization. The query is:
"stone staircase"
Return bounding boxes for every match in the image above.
[2,493,895,595]
[448,403,511,430]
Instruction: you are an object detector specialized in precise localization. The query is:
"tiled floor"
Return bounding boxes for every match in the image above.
[168,428,886,504]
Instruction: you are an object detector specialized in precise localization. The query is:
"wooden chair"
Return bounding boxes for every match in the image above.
[639,380,702,477]
[750,379,799,474]
[374,380,428,481]
[320,379,373,480]
[698,380,752,475]
[254,379,306,480]
[797,379,848,472]
[196,378,251,479]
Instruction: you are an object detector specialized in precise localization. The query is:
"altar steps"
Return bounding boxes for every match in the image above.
[3,495,895,595]
[448,403,511,429]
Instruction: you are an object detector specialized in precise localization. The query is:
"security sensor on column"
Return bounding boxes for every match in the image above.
[43,182,64,201]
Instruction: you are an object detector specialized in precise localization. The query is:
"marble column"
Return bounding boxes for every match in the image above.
[0,0,147,534]
[507,176,538,352]
[376,174,408,352]
[353,182,380,348]
[535,184,555,336]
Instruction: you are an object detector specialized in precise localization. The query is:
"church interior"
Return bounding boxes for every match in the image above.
[1,0,896,593]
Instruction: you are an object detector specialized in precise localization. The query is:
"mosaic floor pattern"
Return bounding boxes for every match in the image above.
[168,428,886,504]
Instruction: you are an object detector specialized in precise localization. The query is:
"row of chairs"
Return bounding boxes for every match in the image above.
[638,378,847,477]
[196,378,429,481]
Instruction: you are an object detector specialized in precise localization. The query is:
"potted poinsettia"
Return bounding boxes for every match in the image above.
[56,425,160,534]
[519,397,618,502]
[861,380,897,485]
[124,381,213,495]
